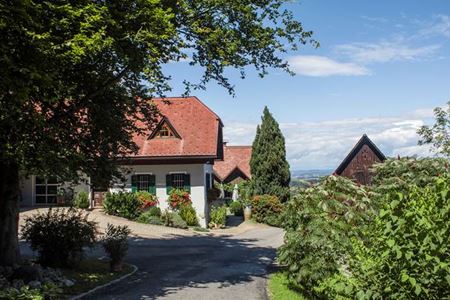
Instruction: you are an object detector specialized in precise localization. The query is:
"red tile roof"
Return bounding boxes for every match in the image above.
[214,145,252,181]
[131,97,223,158]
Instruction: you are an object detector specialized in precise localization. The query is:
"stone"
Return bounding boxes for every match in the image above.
[63,279,75,287]
[28,280,42,289]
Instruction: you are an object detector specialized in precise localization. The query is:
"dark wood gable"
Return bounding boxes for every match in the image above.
[335,134,386,185]
[149,117,181,139]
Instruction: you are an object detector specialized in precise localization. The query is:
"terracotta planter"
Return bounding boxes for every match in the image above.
[244,206,252,221]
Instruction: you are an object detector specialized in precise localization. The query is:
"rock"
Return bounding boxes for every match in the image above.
[28,280,42,289]
[63,279,75,287]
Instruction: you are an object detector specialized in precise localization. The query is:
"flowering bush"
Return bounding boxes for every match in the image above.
[251,194,284,226]
[135,191,158,211]
[167,189,191,209]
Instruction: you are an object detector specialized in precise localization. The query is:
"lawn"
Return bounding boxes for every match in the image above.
[61,259,134,298]
[268,272,306,300]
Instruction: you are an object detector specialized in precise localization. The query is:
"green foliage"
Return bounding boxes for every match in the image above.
[73,191,89,209]
[147,206,162,217]
[229,201,244,216]
[162,211,188,229]
[344,175,450,299]
[167,189,192,210]
[103,192,141,220]
[0,282,62,300]
[278,176,372,294]
[251,195,284,226]
[268,272,306,300]
[21,208,97,268]
[250,107,291,201]
[101,224,131,267]
[179,204,199,226]
[209,205,227,228]
[371,157,449,197]
[418,101,450,157]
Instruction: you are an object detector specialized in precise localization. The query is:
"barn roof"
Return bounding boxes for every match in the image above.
[335,134,386,175]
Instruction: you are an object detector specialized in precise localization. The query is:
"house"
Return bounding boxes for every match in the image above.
[19,96,224,227]
[335,134,386,185]
[213,144,252,185]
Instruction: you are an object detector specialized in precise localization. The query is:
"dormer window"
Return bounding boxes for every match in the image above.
[154,124,175,138]
[150,118,180,140]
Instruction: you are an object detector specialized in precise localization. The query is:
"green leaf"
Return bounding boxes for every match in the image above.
[387,239,395,247]
[401,273,409,282]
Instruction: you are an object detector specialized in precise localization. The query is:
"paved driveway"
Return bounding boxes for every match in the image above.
[88,226,283,300]
[19,208,283,300]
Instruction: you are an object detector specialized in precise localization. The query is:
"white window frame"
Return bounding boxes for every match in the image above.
[35,177,59,205]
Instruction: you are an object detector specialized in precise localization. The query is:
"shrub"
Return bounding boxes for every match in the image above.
[167,189,192,209]
[179,204,199,226]
[162,210,188,229]
[278,176,372,295]
[209,205,227,228]
[101,224,131,272]
[103,192,141,219]
[21,208,97,267]
[341,175,450,299]
[146,206,162,217]
[251,194,284,226]
[136,210,163,225]
[135,191,158,211]
[73,191,89,209]
[229,201,243,216]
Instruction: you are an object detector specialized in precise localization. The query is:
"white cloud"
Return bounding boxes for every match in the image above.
[287,55,370,77]
[335,42,440,64]
[223,108,437,170]
[420,15,450,38]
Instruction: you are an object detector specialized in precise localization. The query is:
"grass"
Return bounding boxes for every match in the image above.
[268,272,306,300]
[61,259,133,297]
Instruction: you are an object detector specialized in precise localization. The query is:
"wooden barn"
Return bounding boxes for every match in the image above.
[335,134,386,185]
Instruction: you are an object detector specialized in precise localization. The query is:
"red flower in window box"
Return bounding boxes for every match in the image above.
[167,189,191,210]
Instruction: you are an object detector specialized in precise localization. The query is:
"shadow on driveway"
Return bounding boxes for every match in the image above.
[86,228,281,299]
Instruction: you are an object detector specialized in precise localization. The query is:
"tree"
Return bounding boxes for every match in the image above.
[0,1,316,266]
[250,107,290,201]
[418,101,450,157]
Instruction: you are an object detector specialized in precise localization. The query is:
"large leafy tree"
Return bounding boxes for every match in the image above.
[418,101,450,157]
[0,1,315,266]
[250,106,290,201]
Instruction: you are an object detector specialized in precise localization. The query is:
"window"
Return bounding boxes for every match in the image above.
[131,174,156,194]
[35,177,59,204]
[154,123,175,138]
[166,173,190,194]
[205,173,211,191]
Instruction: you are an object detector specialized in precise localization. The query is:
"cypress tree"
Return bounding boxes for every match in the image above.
[250,107,291,201]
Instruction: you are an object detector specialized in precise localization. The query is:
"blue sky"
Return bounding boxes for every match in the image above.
[163,0,450,170]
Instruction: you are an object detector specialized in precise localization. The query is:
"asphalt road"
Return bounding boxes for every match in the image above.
[87,226,284,300]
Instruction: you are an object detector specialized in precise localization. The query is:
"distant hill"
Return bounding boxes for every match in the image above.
[290,169,332,187]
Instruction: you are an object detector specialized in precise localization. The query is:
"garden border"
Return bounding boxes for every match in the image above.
[70,263,138,300]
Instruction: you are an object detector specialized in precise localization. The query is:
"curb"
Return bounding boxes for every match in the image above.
[70,264,138,300]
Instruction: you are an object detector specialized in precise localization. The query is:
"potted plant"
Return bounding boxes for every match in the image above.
[101,223,131,272]
[243,198,252,221]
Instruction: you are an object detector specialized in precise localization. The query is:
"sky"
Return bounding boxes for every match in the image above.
[162,0,450,170]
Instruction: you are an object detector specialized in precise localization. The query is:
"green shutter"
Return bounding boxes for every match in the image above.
[166,174,172,195]
[184,174,191,194]
[131,175,137,192]
[148,175,156,195]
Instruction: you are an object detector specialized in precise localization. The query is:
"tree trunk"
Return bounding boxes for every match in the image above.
[0,161,21,267]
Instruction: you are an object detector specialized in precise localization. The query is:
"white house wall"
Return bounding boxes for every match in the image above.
[111,163,212,227]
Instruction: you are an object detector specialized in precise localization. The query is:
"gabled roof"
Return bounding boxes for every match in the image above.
[335,134,386,175]
[131,96,223,158]
[214,145,252,181]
